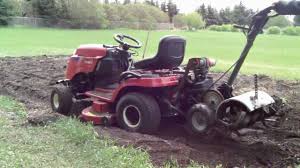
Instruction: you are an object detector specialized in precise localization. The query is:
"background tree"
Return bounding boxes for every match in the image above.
[35,0,57,18]
[23,0,60,22]
[155,1,159,8]
[56,0,69,19]
[59,0,107,28]
[184,12,205,30]
[173,14,186,28]
[219,7,232,24]
[145,0,155,6]
[294,16,300,26]
[196,4,207,23]
[166,0,179,23]
[123,0,131,5]
[205,5,220,26]
[231,2,254,25]
[0,0,14,25]
[104,0,109,4]
[160,2,167,12]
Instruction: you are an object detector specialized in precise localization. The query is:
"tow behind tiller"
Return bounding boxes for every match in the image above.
[51,1,300,134]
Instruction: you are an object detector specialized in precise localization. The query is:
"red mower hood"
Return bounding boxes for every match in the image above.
[75,44,107,57]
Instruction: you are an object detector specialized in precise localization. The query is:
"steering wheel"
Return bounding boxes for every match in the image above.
[114,34,142,50]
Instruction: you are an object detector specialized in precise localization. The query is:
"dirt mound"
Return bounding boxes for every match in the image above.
[0,56,299,167]
[0,56,66,110]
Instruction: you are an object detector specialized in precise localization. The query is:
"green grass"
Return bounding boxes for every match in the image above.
[0,95,211,168]
[0,27,299,79]
[0,95,153,168]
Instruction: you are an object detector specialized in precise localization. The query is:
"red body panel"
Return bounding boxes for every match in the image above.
[66,44,107,80]
[85,74,180,103]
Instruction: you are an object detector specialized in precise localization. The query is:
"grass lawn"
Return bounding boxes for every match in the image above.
[0,96,153,168]
[0,95,209,168]
[0,27,299,79]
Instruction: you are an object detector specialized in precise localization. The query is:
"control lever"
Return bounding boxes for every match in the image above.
[233,25,249,31]
[274,0,300,15]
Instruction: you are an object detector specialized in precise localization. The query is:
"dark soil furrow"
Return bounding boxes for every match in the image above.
[0,56,299,167]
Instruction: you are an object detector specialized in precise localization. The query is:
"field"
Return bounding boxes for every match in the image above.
[0,56,299,167]
[0,27,299,79]
[0,27,299,167]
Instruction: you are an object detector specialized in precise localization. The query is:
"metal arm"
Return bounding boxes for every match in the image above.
[227,7,273,86]
[227,1,300,86]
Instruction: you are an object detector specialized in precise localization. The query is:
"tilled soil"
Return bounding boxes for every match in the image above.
[0,56,299,167]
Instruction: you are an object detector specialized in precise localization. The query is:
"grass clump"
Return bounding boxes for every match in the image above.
[0,96,27,117]
[0,96,153,168]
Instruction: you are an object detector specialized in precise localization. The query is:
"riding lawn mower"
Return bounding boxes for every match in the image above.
[51,1,300,135]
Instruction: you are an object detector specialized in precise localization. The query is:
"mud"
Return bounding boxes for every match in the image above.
[0,56,299,167]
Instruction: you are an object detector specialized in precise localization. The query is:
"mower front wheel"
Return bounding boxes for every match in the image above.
[50,86,73,115]
[116,92,161,134]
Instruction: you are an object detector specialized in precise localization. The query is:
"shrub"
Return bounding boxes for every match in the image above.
[208,25,218,31]
[265,16,291,28]
[220,24,231,32]
[267,26,281,35]
[184,12,205,30]
[208,24,238,32]
[282,26,300,36]
[231,26,239,32]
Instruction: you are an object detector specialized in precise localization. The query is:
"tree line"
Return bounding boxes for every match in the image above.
[0,0,297,30]
[0,0,179,29]
[196,2,295,28]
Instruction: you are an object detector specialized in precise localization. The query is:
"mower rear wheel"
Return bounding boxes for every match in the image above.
[116,92,161,134]
[185,104,215,135]
[50,86,73,115]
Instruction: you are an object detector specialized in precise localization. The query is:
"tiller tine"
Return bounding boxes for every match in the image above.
[216,91,285,130]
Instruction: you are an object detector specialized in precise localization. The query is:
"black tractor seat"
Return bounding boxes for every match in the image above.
[134,36,186,70]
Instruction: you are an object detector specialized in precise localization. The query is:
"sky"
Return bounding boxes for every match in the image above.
[174,0,279,13]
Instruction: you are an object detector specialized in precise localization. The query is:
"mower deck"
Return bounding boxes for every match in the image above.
[80,87,115,125]
[81,106,115,125]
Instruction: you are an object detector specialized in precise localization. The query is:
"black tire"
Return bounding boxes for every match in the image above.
[185,104,215,135]
[116,92,161,134]
[69,101,92,117]
[50,86,73,115]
